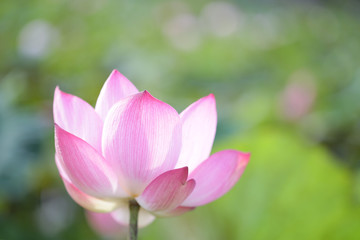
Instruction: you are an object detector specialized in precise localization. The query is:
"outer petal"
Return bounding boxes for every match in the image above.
[95,69,139,120]
[111,205,156,228]
[63,178,120,212]
[53,87,103,152]
[154,206,195,217]
[55,154,124,212]
[102,91,182,196]
[86,211,127,237]
[55,153,70,182]
[55,124,124,198]
[176,94,217,172]
[182,150,250,207]
[137,167,196,213]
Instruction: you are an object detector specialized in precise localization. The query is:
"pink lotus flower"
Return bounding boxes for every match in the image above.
[54,70,250,227]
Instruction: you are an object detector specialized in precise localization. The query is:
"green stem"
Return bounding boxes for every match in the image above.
[129,199,140,240]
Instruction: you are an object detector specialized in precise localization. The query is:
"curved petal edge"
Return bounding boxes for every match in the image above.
[95,69,139,120]
[62,178,120,212]
[53,87,103,152]
[176,94,217,172]
[137,167,196,213]
[182,150,250,207]
[55,124,125,198]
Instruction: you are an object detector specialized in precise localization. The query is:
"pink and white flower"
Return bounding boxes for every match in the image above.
[54,70,250,227]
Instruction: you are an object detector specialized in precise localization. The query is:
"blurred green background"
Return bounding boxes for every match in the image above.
[1,0,360,239]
